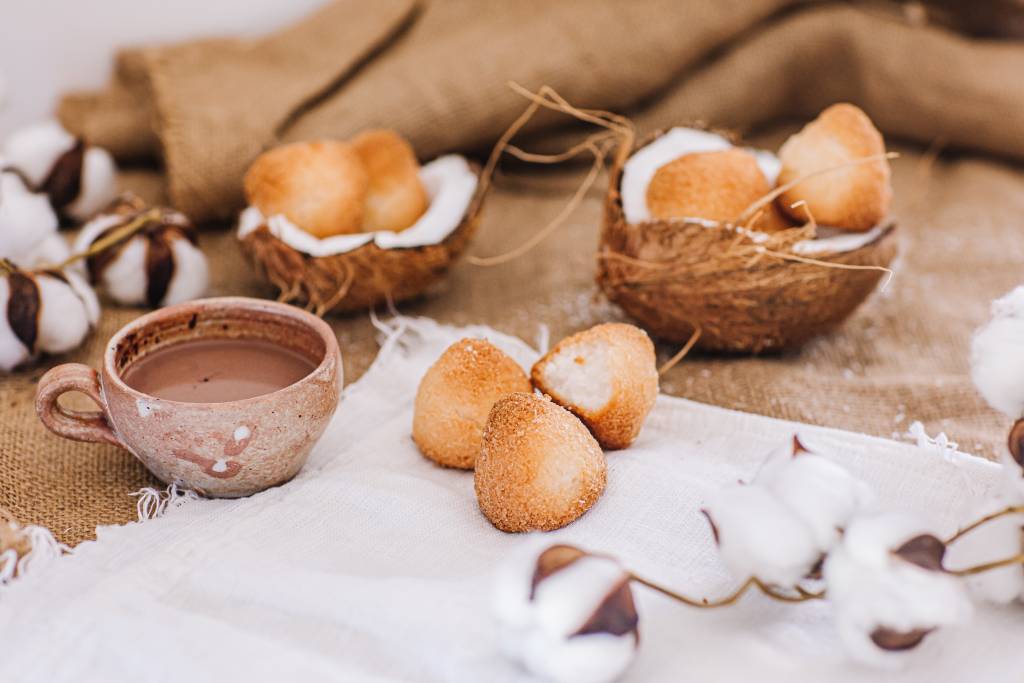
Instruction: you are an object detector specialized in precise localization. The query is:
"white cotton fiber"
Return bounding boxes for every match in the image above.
[971,286,1024,418]
[703,484,821,587]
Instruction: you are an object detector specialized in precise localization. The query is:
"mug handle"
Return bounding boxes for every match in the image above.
[35,363,124,447]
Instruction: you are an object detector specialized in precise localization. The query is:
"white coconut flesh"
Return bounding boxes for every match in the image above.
[619,127,889,255]
[537,341,613,413]
[237,154,478,257]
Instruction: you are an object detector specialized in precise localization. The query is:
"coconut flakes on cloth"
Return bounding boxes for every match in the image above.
[1,318,1022,682]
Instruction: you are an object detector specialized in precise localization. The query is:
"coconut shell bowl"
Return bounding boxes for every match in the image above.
[596,116,899,354]
[237,132,483,315]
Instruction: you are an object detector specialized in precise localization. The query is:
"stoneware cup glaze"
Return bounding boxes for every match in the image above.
[35,297,342,497]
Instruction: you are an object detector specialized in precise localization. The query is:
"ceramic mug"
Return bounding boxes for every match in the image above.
[35,297,342,497]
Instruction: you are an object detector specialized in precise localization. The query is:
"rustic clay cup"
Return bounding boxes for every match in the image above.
[35,297,342,497]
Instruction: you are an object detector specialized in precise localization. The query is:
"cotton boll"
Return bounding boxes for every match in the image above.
[18,233,70,269]
[91,236,147,305]
[62,269,100,327]
[0,171,60,265]
[160,233,209,306]
[75,198,208,308]
[970,285,1024,419]
[34,272,98,354]
[702,484,821,587]
[945,494,1024,604]
[1,121,74,186]
[755,438,874,551]
[1,120,118,223]
[0,277,31,371]
[521,630,638,683]
[824,513,971,669]
[998,447,1024,501]
[493,543,639,683]
[64,147,118,222]
[0,263,98,370]
[492,537,557,632]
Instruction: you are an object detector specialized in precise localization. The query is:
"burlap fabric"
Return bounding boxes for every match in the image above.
[2,0,1021,545]
[57,0,1024,223]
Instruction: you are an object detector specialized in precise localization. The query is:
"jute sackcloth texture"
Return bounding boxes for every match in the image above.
[1,0,1021,544]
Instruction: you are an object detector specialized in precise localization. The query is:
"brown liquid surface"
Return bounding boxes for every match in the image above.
[123,339,317,403]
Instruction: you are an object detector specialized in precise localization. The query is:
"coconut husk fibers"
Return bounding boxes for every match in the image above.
[0,140,1017,549]
[238,175,482,314]
[597,138,898,353]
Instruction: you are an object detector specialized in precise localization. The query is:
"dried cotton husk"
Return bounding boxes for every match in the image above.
[0,260,99,371]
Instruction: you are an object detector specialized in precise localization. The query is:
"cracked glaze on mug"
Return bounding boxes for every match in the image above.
[100,297,341,497]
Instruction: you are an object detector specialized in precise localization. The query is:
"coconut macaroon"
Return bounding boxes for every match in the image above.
[413,338,531,469]
[352,129,429,233]
[244,140,369,238]
[531,323,658,450]
[776,103,891,232]
[646,149,791,232]
[475,393,607,532]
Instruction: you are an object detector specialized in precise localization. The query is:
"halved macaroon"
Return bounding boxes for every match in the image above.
[531,323,658,450]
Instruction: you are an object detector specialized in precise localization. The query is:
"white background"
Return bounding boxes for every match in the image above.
[0,0,330,136]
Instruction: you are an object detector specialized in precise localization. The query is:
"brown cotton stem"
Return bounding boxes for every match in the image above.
[0,258,19,277]
[754,578,825,603]
[945,505,1024,546]
[949,553,1024,577]
[629,573,824,608]
[50,208,162,271]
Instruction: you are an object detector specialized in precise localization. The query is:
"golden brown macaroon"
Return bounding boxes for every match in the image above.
[475,392,607,532]
[776,103,891,231]
[531,323,658,450]
[244,140,369,238]
[413,338,531,469]
[646,149,792,232]
[351,129,429,233]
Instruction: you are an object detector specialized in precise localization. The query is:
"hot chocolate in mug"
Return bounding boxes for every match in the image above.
[36,297,342,497]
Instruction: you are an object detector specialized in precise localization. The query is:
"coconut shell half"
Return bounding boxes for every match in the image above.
[597,133,897,353]
[239,171,482,315]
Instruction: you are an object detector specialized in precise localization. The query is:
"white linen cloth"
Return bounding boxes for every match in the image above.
[1,317,1022,682]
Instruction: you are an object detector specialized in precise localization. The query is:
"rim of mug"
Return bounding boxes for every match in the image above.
[102,296,341,408]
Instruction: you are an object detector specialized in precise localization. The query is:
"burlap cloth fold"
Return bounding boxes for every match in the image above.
[2,0,1023,545]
